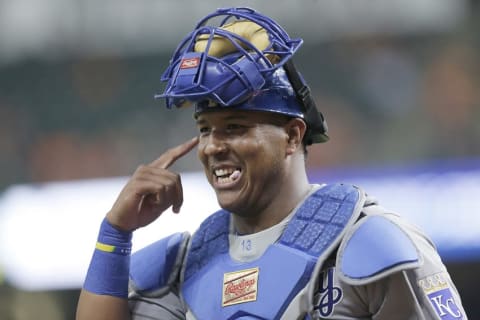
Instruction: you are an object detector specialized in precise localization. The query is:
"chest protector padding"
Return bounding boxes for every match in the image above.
[182,184,362,320]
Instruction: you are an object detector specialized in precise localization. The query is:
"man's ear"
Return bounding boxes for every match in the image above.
[285,118,307,155]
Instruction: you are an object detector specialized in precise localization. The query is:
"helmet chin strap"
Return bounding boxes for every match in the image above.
[283,60,329,144]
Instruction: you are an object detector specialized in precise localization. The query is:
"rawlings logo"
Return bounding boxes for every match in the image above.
[180,57,200,69]
[224,278,256,295]
[222,267,259,307]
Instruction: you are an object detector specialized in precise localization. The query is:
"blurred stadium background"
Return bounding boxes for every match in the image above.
[0,0,479,318]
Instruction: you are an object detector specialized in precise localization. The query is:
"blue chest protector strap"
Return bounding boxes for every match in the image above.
[182,184,364,320]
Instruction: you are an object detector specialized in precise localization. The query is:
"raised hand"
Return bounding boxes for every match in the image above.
[106,137,199,232]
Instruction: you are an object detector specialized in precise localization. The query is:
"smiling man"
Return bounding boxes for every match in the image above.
[76,7,467,320]
[195,109,309,234]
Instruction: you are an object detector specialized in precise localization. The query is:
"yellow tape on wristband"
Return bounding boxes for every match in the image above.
[95,242,116,253]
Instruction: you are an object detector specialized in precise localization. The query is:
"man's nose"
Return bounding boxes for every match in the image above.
[203,131,228,156]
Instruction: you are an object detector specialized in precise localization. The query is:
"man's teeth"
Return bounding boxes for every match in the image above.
[215,169,241,184]
[215,168,231,176]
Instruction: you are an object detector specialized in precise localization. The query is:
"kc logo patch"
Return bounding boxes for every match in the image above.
[418,272,464,319]
[222,267,259,307]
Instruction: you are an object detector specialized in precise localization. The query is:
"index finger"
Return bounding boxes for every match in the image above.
[151,136,199,169]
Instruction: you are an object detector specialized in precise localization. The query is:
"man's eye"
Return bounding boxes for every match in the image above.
[199,127,210,134]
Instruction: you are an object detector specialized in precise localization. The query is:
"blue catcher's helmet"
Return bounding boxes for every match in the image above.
[156,7,328,144]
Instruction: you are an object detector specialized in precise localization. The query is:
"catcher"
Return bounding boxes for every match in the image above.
[76,7,467,319]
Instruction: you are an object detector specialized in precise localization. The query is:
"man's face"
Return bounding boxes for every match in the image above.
[196,109,290,216]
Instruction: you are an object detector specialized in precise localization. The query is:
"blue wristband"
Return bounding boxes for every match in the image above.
[83,218,133,298]
[95,218,132,256]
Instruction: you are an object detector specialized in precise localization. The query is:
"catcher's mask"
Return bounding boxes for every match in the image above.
[156,7,328,144]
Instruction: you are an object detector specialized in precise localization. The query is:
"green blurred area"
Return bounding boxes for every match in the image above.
[1,25,479,191]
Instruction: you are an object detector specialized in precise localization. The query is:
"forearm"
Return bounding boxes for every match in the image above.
[75,138,196,320]
[76,290,131,320]
[76,218,133,320]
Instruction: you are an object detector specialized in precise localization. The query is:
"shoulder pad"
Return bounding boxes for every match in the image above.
[337,215,420,285]
[184,210,230,281]
[280,183,363,257]
[129,232,190,296]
